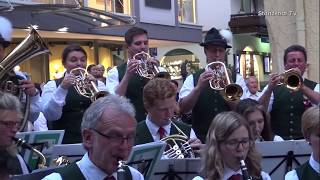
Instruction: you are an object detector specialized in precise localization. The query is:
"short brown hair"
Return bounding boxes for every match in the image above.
[143,78,177,109]
[62,44,87,65]
[124,27,148,45]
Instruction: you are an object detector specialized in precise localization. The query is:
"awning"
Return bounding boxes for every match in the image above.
[0,3,135,34]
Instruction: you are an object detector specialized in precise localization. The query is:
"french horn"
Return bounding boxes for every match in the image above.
[0,27,50,131]
[277,68,302,91]
[205,61,243,101]
[69,67,109,102]
[160,121,195,159]
[132,51,161,79]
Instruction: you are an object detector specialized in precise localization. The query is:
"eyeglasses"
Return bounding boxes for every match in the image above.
[92,129,135,144]
[133,41,148,46]
[223,138,250,149]
[0,121,19,128]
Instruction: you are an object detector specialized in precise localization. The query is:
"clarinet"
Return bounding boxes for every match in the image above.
[117,160,126,180]
[240,159,252,180]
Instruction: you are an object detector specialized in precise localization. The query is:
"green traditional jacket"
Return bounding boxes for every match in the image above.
[270,78,317,140]
[191,69,232,142]
[48,78,91,144]
[296,160,320,180]
[117,63,149,122]
[135,120,192,145]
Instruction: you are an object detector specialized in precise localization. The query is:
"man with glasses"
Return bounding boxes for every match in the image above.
[0,91,29,176]
[106,27,159,122]
[179,27,246,143]
[44,95,144,180]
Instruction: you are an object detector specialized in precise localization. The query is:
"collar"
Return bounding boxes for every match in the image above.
[77,153,117,179]
[310,153,320,173]
[223,165,242,180]
[146,115,171,139]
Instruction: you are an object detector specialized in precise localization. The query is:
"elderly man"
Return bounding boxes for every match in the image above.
[43,95,144,180]
[241,76,262,101]
[0,92,29,176]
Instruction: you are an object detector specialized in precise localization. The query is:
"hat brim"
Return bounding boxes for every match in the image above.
[199,41,232,48]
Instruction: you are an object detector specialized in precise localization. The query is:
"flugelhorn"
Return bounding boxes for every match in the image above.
[12,137,47,169]
[132,51,160,79]
[205,61,243,101]
[70,67,109,102]
[277,68,302,91]
[0,27,50,132]
[160,121,195,159]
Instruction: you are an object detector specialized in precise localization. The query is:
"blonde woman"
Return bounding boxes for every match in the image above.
[194,111,271,180]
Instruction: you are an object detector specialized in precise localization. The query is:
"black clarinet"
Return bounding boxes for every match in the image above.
[117,160,126,180]
[240,159,252,180]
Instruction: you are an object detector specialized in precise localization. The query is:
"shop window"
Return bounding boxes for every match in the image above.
[178,0,196,24]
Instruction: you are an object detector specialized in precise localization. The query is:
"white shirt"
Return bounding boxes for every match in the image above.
[42,153,144,180]
[14,70,42,122]
[179,73,247,100]
[285,154,320,180]
[145,115,197,142]
[33,112,48,131]
[260,82,319,112]
[241,90,263,101]
[192,167,271,180]
[17,154,29,174]
[41,77,108,121]
[105,66,120,94]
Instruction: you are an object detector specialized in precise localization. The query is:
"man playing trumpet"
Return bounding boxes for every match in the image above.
[106,27,160,122]
[179,27,246,142]
[258,44,320,140]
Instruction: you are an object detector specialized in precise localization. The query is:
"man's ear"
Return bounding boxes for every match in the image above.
[82,128,94,149]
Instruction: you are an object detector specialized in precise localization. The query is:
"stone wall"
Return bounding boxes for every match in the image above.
[263,0,319,82]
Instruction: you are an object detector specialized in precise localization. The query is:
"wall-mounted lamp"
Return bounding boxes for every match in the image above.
[57,27,69,33]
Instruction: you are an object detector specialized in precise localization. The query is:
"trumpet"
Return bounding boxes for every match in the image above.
[205,61,243,101]
[132,51,160,79]
[161,121,195,159]
[277,68,302,91]
[70,67,109,102]
[12,137,47,169]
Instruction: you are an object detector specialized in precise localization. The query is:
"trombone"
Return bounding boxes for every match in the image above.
[132,51,161,79]
[277,68,302,91]
[205,61,243,101]
[70,67,109,102]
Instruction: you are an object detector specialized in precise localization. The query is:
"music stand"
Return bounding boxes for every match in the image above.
[127,142,166,180]
[256,140,311,180]
[49,143,86,165]
[153,158,201,180]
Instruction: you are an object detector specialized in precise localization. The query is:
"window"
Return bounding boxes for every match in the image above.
[178,0,196,24]
[87,0,131,15]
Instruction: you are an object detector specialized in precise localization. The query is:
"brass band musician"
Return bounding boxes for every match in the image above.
[179,27,246,142]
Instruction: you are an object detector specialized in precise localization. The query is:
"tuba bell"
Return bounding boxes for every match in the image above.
[277,68,302,91]
[160,121,195,159]
[205,61,243,101]
[70,67,109,102]
[132,51,161,79]
[0,27,50,131]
